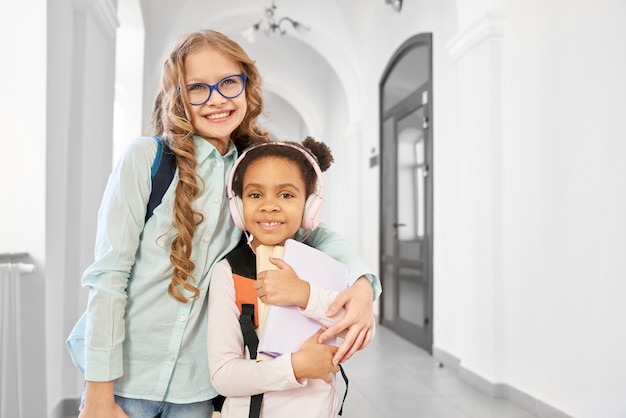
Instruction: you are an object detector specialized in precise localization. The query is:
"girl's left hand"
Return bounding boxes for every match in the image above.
[318,276,375,365]
[255,257,310,309]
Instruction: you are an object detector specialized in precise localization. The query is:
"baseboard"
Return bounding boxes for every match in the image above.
[433,346,574,418]
[432,346,461,370]
[51,398,80,418]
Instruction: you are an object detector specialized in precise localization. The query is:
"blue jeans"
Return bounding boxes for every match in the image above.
[79,395,213,418]
[79,386,215,417]
[112,396,213,418]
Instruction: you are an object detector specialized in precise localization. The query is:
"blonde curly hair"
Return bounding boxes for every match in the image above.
[151,29,269,302]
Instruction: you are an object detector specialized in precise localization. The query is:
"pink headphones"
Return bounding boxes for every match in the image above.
[227,141,325,232]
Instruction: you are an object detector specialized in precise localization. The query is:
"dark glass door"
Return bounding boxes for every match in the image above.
[380,34,433,351]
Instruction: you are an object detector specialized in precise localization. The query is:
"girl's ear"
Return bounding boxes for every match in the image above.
[302,192,324,230]
[229,194,247,232]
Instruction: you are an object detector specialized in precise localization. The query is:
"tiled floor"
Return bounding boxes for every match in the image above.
[68,325,541,418]
[335,325,540,418]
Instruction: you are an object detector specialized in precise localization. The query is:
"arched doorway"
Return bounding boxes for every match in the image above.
[379,33,434,352]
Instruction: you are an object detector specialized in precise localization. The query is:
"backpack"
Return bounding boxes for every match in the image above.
[223,238,265,417]
[145,136,176,223]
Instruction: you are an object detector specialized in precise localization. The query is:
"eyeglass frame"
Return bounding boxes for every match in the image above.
[183,73,248,106]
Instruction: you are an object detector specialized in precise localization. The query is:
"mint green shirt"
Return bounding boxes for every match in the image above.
[66,135,380,403]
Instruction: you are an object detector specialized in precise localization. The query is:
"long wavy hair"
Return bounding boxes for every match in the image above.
[150,29,269,303]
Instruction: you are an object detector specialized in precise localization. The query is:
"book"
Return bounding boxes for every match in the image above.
[256,239,349,359]
[255,244,284,332]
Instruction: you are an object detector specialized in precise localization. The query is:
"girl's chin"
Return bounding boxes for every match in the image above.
[252,236,288,248]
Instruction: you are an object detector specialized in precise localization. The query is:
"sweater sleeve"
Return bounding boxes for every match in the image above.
[299,284,345,327]
[207,260,306,397]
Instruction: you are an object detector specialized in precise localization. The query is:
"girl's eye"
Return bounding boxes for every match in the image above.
[221,76,240,87]
[187,83,207,92]
[279,193,294,199]
[247,193,261,199]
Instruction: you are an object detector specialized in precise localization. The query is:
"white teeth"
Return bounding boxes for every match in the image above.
[206,112,229,120]
[260,222,280,227]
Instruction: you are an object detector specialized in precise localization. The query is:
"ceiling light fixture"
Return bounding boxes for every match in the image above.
[386,0,403,12]
[242,0,309,43]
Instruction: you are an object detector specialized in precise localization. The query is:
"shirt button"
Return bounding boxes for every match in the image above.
[169,354,175,361]
[214,197,221,204]
[203,236,210,243]
[179,315,186,322]
[217,162,224,168]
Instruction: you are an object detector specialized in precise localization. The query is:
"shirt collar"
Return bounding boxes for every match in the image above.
[193,135,237,163]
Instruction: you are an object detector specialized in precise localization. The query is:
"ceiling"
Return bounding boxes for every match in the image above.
[127,0,366,141]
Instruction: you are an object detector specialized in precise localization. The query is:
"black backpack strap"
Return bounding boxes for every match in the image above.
[337,364,348,415]
[249,393,263,418]
[212,394,225,412]
[226,240,264,418]
[145,136,176,223]
[240,303,263,418]
[240,304,259,358]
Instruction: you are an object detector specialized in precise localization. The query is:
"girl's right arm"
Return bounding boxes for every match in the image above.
[70,137,159,411]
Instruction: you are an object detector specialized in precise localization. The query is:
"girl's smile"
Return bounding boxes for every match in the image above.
[203,110,234,121]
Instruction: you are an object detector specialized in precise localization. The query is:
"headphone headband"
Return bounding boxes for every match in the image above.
[227,141,325,231]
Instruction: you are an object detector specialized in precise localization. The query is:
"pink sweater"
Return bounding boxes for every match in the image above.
[207,259,344,418]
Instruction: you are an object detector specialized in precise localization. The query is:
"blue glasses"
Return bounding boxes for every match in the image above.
[184,74,248,106]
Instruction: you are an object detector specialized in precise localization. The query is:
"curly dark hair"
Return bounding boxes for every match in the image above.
[232,136,334,199]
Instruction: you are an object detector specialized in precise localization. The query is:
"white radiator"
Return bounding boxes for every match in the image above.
[0,255,35,418]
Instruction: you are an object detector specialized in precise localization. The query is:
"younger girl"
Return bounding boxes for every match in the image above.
[208,137,363,417]
[67,29,380,418]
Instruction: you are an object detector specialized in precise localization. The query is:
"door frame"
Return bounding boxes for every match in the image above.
[378,33,434,352]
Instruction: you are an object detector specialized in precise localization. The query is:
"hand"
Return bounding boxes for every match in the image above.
[255,257,310,308]
[291,328,339,384]
[79,381,129,418]
[318,276,375,365]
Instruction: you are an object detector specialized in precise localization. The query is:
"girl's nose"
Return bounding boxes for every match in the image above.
[260,199,279,212]
[207,89,227,105]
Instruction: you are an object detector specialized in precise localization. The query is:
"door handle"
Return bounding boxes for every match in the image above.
[393,222,406,228]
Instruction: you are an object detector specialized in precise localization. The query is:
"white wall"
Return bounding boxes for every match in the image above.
[0,1,47,417]
[433,1,626,417]
[499,1,626,416]
[46,0,119,416]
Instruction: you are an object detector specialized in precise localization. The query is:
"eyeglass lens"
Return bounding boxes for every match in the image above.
[186,74,246,105]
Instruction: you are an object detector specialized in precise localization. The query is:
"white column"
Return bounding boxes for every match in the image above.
[46,0,119,415]
[443,7,507,383]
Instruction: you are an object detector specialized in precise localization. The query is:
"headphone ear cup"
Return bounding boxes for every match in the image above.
[229,195,247,231]
[302,193,324,230]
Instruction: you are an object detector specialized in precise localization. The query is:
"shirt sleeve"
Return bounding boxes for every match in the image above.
[298,223,382,299]
[81,137,158,381]
[207,260,306,397]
